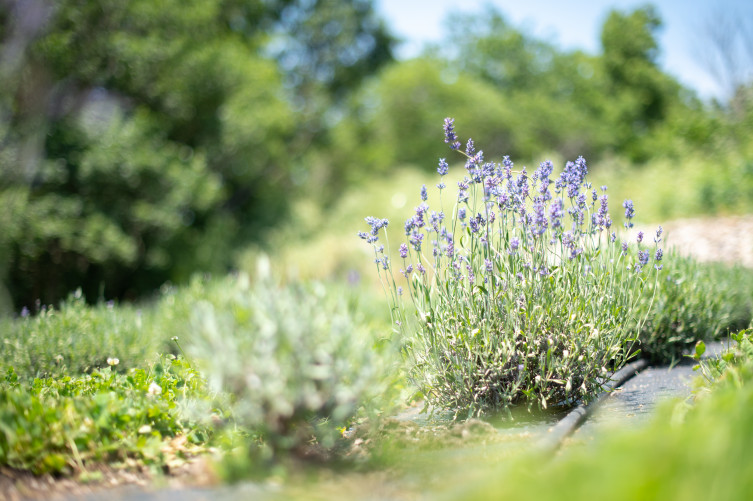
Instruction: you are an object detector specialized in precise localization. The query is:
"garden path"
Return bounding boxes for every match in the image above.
[637,214,753,268]
[571,341,728,443]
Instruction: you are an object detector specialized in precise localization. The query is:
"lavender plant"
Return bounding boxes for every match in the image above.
[360,118,664,418]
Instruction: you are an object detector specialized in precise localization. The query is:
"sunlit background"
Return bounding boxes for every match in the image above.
[1,0,752,312]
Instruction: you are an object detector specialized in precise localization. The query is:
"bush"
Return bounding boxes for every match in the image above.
[172,270,395,457]
[0,290,160,379]
[635,253,753,362]
[359,119,664,417]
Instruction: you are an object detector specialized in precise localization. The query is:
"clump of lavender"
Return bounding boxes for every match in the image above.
[359,119,664,418]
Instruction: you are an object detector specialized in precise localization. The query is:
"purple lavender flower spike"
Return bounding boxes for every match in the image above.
[443,118,461,150]
[532,199,548,236]
[465,138,475,156]
[636,249,650,271]
[510,237,520,253]
[622,200,635,229]
[549,198,564,229]
[654,248,663,270]
[446,240,454,258]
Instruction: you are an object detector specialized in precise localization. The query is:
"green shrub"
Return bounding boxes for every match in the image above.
[0,291,160,379]
[170,270,396,457]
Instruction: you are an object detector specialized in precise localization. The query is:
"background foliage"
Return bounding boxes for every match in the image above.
[0,1,752,312]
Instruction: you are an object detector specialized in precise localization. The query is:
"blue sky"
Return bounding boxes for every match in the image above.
[375,0,753,100]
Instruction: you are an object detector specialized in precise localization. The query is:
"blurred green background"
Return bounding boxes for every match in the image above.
[1,0,752,314]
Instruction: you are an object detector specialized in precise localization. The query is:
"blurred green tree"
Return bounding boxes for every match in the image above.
[598,5,685,160]
[0,0,393,310]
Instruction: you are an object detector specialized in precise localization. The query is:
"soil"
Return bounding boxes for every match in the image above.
[0,445,219,501]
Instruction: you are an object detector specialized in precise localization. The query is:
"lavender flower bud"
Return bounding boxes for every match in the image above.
[510,237,520,253]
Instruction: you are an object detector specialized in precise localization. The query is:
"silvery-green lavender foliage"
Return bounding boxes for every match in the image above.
[184,267,388,454]
[360,118,664,417]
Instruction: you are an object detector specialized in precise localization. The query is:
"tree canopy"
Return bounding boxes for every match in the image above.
[0,0,393,310]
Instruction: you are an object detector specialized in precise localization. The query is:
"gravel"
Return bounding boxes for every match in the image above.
[635,215,753,268]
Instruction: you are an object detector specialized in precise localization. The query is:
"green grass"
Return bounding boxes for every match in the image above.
[0,261,752,494]
[0,273,404,478]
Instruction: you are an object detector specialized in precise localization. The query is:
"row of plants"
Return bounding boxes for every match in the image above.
[338,326,753,501]
[0,253,750,479]
[359,118,753,417]
[0,273,402,476]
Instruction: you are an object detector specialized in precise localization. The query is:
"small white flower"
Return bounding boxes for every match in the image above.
[147,381,162,396]
[107,357,119,366]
